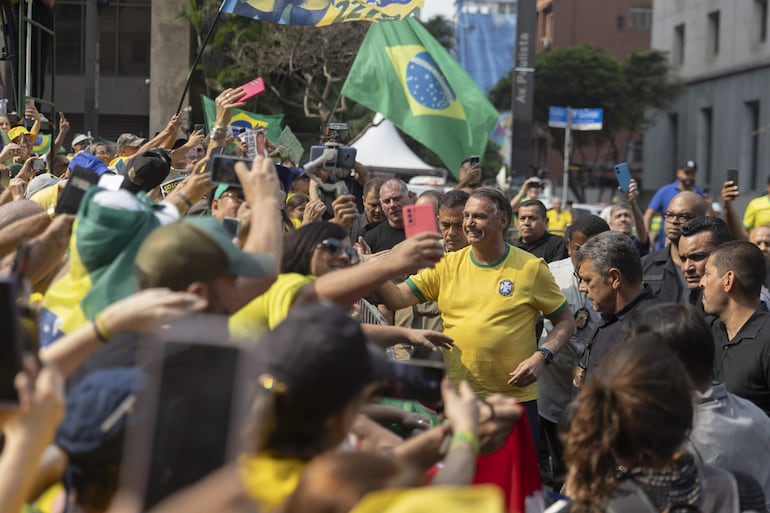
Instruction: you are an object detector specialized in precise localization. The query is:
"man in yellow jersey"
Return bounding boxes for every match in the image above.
[378,186,575,444]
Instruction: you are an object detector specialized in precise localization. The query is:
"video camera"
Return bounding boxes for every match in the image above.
[308,122,357,171]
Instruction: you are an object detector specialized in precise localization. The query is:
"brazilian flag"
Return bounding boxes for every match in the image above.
[201,95,284,142]
[38,188,164,347]
[341,18,499,177]
[33,133,51,155]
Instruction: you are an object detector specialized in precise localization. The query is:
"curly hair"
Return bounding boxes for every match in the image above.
[564,336,694,513]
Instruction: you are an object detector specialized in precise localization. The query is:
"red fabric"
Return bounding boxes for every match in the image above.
[472,408,542,513]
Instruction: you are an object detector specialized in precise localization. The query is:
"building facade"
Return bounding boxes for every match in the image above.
[644,1,770,201]
[533,0,651,200]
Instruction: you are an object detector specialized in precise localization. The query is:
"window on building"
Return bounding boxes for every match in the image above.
[55,0,151,77]
[755,0,768,43]
[674,24,685,65]
[708,11,720,55]
[746,101,760,190]
[630,6,652,30]
[700,107,714,183]
[617,16,624,31]
[669,113,678,171]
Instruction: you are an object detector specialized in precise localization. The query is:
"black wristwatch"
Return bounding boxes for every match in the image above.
[537,347,554,365]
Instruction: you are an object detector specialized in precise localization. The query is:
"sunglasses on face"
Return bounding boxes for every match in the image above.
[318,238,359,264]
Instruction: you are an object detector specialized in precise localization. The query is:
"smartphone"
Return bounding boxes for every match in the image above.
[239,77,266,102]
[55,165,100,215]
[24,98,35,113]
[0,276,24,406]
[375,360,445,410]
[469,155,480,166]
[403,203,439,239]
[210,154,250,186]
[121,330,254,510]
[32,158,46,173]
[727,168,738,187]
[193,123,205,134]
[222,217,241,239]
[613,162,632,193]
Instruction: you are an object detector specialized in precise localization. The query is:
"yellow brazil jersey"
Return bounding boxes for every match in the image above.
[229,273,314,339]
[239,453,306,512]
[743,195,770,230]
[406,245,568,402]
[546,209,572,233]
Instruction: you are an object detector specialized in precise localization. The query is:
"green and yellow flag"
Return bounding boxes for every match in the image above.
[341,18,498,176]
[201,95,284,142]
[33,133,51,154]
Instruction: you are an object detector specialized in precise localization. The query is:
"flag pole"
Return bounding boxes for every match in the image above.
[175,0,227,115]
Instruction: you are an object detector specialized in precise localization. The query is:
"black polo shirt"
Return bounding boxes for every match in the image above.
[513,232,568,263]
[584,286,659,374]
[711,307,770,416]
[641,246,685,303]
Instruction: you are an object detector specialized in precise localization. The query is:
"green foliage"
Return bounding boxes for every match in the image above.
[423,15,454,51]
[488,45,683,159]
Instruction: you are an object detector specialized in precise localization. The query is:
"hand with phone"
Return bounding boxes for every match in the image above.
[613,162,632,193]
[722,168,740,206]
[0,143,21,162]
[238,77,266,103]
[214,87,247,129]
[403,204,440,239]
[391,231,444,274]
[302,199,326,224]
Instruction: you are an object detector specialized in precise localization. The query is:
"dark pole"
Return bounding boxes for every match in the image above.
[509,0,537,184]
[175,1,226,115]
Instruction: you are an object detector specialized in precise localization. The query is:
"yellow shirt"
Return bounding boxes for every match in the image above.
[546,209,572,232]
[743,195,770,230]
[239,453,305,512]
[406,245,567,402]
[29,182,62,215]
[229,273,314,339]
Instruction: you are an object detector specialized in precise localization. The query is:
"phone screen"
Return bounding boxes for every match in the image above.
[210,155,250,186]
[121,337,251,510]
[0,277,23,405]
[376,360,445,410]
[222,217,241,238]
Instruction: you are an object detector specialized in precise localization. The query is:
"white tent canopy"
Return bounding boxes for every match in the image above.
[351,114,445,177]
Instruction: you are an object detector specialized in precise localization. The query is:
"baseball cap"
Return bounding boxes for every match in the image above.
[72,133,93,148]
[117,133,146,149]
[25,172,63,199]
[69,151,110,176]
[681,160,698,171]
[120,149,172,193]
[254,303,390,420]
[134,216,275,290]
[529,177,544,187]
[55,367,146,466]
[7,126,30,142]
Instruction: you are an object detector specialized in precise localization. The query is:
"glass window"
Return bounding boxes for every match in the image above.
[55,3,84,74]
[630,6,652,30]
[117,6,150,76]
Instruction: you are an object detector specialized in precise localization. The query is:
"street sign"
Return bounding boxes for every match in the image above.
[548,107,604,130]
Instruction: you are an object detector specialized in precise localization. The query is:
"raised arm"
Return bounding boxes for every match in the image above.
[295,233,442,309]
[721,179,748,241]
[627,179,649,247]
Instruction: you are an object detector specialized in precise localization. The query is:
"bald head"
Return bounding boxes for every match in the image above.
[0,200,45,230]
[663,192,708,244]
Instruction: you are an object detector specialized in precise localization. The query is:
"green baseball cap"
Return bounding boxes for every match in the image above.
[134,216,274,290]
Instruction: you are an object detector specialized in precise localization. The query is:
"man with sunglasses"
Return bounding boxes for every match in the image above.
[641,191,708,303]
[643,160,705,251]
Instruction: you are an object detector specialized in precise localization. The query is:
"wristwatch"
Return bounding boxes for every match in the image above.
[537,347,554,365]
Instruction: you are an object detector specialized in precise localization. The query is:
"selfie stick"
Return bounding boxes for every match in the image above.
[175,0,227,115]
[303,148,349,197]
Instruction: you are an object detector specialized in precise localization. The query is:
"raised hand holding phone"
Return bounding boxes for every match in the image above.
[403,204,439,239]
[613,162,631,193]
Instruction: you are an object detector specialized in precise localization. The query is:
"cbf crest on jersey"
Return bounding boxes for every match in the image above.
[498,279,513,297]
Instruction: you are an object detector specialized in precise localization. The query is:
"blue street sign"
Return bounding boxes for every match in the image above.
[548,106,604,131]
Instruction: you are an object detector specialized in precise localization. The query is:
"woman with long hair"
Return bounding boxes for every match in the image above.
[563,337,741,513]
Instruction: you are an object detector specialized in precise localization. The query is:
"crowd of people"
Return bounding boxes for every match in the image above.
[0,81,769,513]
